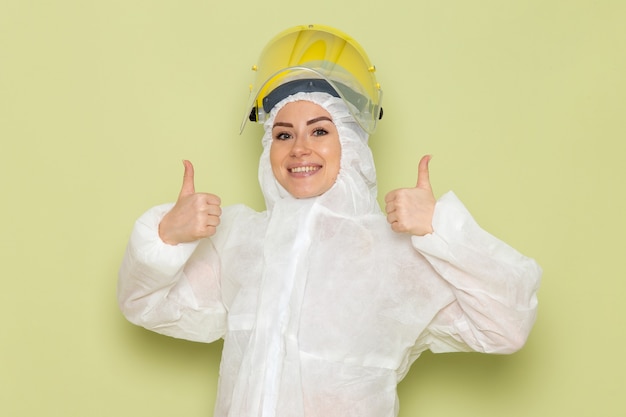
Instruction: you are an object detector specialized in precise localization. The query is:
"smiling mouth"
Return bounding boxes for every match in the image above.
[289,165,321,173]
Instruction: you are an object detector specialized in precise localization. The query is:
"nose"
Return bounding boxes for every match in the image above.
[289,136,311,158]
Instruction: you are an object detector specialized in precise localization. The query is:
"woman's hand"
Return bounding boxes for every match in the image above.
[158,160,222,245]
[384,155,435,236]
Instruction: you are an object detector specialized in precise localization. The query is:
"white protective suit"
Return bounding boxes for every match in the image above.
[118,92,541,417]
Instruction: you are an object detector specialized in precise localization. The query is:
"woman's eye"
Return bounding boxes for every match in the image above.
[312,128,328,136]
[275,132,292,140]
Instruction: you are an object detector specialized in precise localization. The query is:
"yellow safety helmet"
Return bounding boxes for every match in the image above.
[241,24,383,134]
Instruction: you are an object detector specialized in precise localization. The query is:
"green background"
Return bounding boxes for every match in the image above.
[2,1,624,416]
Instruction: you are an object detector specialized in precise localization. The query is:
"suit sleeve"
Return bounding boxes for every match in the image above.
[117,203,227,343]
[411,192,542,354]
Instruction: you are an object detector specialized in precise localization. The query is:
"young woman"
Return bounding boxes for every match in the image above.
[118,25,541,417]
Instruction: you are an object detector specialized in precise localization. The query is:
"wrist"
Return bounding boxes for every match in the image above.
[158,221,180,246]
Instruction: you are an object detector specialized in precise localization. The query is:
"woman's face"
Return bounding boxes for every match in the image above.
[270,100,341,199]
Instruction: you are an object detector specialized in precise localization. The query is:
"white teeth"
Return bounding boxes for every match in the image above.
[290,166,319,173]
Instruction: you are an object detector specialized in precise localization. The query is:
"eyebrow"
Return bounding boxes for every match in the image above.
[272,116,334,129]
[306,116,333,125]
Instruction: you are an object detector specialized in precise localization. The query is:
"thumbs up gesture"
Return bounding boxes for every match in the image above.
[158,160,222,245]
[384,155,435,236]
